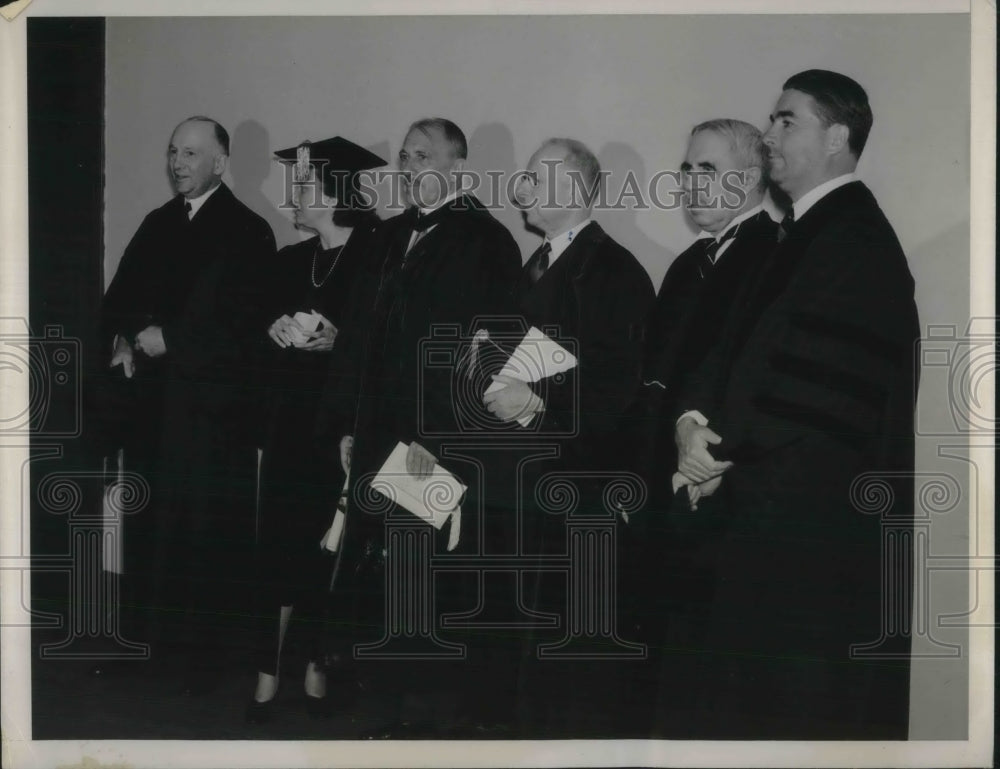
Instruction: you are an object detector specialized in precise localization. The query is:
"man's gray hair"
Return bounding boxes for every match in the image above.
[542,137,602,203]
[691,118,767,190]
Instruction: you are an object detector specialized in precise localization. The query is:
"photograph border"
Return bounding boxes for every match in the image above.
[0,0,993,767]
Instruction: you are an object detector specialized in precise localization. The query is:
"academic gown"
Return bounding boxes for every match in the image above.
[634,210,778,495]
[316,194,522,731]
[621,211,777,652]
[665,181,918,739]
[512,221,655,738]
[515,222,655,511]
[99,183,277,650]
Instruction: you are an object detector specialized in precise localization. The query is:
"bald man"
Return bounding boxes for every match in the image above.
[100,116,276,692]
[496,137,654,737]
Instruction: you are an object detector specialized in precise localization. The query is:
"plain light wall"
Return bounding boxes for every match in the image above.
[105,13,971,739]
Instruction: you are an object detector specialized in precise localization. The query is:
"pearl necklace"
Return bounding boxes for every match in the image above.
[311,236,348,288]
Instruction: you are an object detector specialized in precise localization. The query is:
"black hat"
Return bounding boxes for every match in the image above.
[274,136,387,182]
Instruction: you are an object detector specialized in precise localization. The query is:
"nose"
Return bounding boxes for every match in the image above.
[513,177,527,203]
[762,125,777,147]
[513,175,534,207]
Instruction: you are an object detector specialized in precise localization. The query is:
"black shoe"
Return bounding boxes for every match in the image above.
[305,659,364,718]
[245,672,280,722]
[305,694,332,719]
[245,696,276,724]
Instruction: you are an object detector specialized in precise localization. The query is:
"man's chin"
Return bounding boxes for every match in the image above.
[413,193,446,210]
[686,209,714,228]
[522,207,543,228]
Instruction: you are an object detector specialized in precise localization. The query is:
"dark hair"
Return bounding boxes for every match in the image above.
[408,117,468,159]
[183,115,230,156]
[319,168,378,228]
[782,70,873,157]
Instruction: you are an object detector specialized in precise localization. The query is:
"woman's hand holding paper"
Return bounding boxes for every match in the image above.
[298,312,337,351]
[268,314,306,349]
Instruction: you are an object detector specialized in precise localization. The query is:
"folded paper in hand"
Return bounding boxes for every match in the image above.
[483,326,578,426]
[371,442,466,551]
[288,310,322,347]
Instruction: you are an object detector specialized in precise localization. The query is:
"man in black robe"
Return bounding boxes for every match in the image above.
[671,70,919,738]
[635,118,777,495]
[318,117,522,736]
[485,137,655,737]
[98,116,276,690]
[621,120,776,733]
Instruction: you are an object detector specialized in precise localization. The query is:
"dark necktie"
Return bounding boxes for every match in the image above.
[411,210,432,233]
[697,225,739,278]
[184,201,193,220]
[776,210,795,243]
[525,242,552,284]
[406,203,454,255]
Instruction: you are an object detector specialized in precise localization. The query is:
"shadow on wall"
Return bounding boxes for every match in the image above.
[597,141,677,292]
[467,121,534,262]
[230,120,299,249]
[365,139,396,223]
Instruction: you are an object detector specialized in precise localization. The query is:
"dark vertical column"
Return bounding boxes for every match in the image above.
[27,17,106,641]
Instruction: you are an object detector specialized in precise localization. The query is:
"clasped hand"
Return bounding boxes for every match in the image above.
[482,374,543,423]
[268,312,337,351]
[133,325,166,358]
[109,335,136,378]
[674,415,734,509]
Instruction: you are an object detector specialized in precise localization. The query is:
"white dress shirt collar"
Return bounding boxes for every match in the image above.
[545,218,594,265]
[694,203,764,264]
[407,190,464,253]
[791,173,857,221]
[184,181,221,219]
[695,203,765,243]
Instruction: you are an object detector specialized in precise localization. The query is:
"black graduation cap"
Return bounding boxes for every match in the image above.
[274,136,387,183]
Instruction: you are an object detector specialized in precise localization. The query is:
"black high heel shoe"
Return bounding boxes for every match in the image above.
[245,696,276,724]
[304,676,364,719]
[303,661,333,719]
[305,692,334,719]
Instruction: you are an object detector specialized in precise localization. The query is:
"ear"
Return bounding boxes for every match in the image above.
[213,152,229,176]
[451,156,466,174]
[743,165,762,192]
[826,124,850,155]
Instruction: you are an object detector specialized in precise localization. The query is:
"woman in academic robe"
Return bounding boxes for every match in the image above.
[246,136,385,722]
